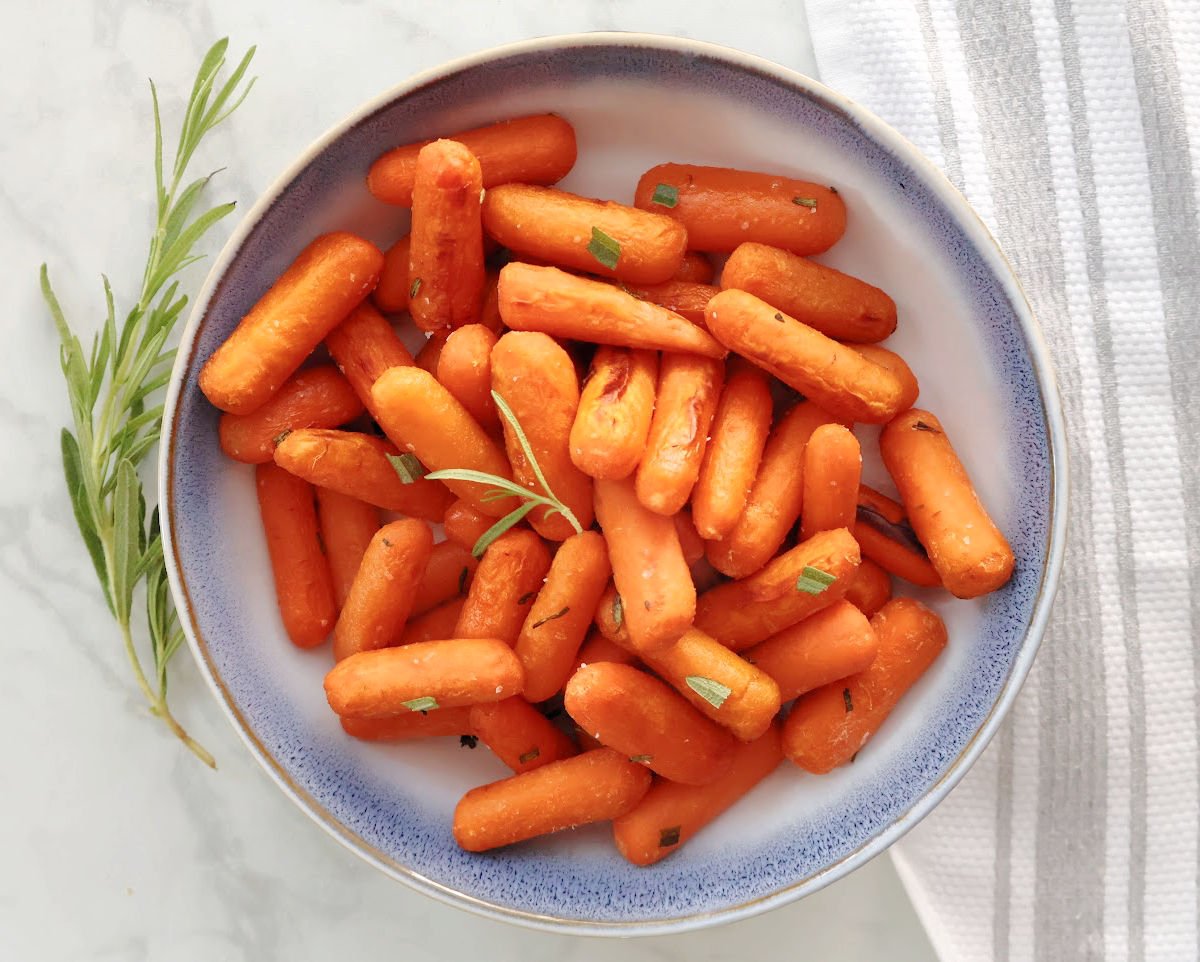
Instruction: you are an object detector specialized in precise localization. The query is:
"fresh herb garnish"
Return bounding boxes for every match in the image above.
[793,197,818,208]
[427,391,583,557]
[612,594,624,630]
[409,276,422,299]
[459,734,479,749]
[659,825,682,847]
[387,452,426,484]
[629,754,652,763]
[42,39,256,769]
[685,675,732,709]
[795,565,837,595]
[532,607,570,629]
[402,696,439,712]
[518,747,541,764]
[587,227,621,270]
[843,688,854,712]
[650,183,679,208]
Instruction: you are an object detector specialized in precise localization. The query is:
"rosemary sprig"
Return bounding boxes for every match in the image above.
[42,38,256,768]
[423,390,584,556]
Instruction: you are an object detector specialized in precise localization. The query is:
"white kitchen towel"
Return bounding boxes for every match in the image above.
[801,0,1200,959]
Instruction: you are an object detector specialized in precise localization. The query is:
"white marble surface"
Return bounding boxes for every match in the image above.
[0,2,937,958]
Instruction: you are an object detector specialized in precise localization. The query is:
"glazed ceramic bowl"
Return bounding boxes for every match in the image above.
[160,33,1067,936]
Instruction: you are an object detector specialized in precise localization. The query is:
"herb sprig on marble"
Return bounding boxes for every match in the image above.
[41,38,256,768]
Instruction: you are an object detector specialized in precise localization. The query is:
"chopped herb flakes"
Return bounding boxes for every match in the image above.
[685,675,732,709]
[387,452,425,484]
[402,696,439,712]
[796,565,837,595]
[587,227,621,270]
[659,825,682,847]
[651,183,679,208]
[532,607,570,629]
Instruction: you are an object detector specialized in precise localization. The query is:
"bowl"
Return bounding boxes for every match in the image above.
[160,32,1067,936]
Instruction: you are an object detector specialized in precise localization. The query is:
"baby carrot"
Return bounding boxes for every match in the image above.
[372,234,412,313]
[634,354,724,516]
[454,529,552,646]
[452,748,651,853]
[612,724,782,866]
[399,597,465,647]
[705,401,844,578]
[720,242,897,343]
[674,251,715,284]
[325,637,524,718]
[695,527,861,650]
[565,663,736,786]
[593,582,631,646]
[469,698,578,773]
[273,429,453,519]
[573,629,641,674]
[691,362,773,540]
[851,344,919,411]
[200,232,383,414]
[442,498,496,552]
[743,600,879,700]
[437,324,499,429]
[593,477,695,653]
[315,487,381,608]
[414,331,449,374]
[411,539,478,616]
[218,366,363,464]
[673,509,706,567]
[408,140,486,331]
[634,163,846,255]
[483,184,687,284]
[367,114,577,206]
[798,423,862,541]
[844,558,893,618]
[333,520,434,661]
[498,263,726,359]
[569,347,658,481]
[853,484,943,588]
[614,279,719,324]
[514,531,612,702]
[324,300,415,413]
[783,598,947,773]
[255,463,336,649]
[705,290,906,423]
[478,269,505,334]
[491,332,594,540]
[881,409,1015,598]
[341,707,473,741]
[370,366,514,517]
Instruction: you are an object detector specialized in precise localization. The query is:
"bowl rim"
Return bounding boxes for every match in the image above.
[159,30,1069,937]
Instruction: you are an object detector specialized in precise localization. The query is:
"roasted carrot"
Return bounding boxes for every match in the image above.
[200,232,383,414]
[454,529,552,646]
[615,279,719,324]
[743,600,878,700]
[408,140,486,331]
[255,463,336,649]
[478,268,505,334]
[691,362,773,540]
[325,637,523,718]
[634,164,845,255]
[613,724,782,866]
[853,485,942,588]
[452,748,650,852]
[514,531,612,702]
[324,300,415,413]
[333,520,434,661]
[569,347,658,480]
[844,558,893,617]
[673,509,706,567]
[411,540,478,615]
[720,242,896,342]
[705,290,906,423]
[273,428,453,519]
[372,234,412,314]
[565,663,736,785]
[437,324,499,429]
[498,263,726,359]
[674,251,715,284]
[483,184,687,284]
[370,366,514,517]
[218,366,364,464]
[695,527,861,650]
[880,409,1014,598]
[469,698,578,773]
[573,629,640,674]
[398,597,465,647]
[851,344,919,411]
[491,332,594,540]
[705,401,844,578]
[783,598,947,773]
[799,423,862,541]
[635,354,724,515]
[315,487,380,608]
[593,477,695,653]
[367,114,577,206]
[340,707,474,741]
[414,331,449,373]
[442,498,496,552]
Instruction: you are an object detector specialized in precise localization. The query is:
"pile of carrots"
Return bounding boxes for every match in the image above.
[198,112,1015,865]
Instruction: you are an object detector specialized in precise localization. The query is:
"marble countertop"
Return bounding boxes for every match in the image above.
[0,2,935,958]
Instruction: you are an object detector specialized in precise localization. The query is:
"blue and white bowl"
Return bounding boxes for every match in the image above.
[160,33,1067,936]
